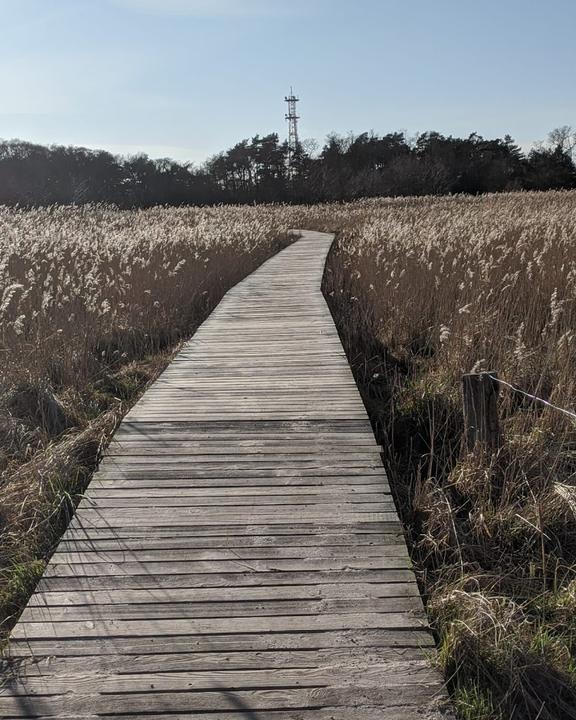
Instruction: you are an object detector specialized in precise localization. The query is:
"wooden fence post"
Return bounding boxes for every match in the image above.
[462,372,501,453]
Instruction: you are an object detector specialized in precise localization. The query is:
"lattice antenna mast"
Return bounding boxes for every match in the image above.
[285,87,300,172]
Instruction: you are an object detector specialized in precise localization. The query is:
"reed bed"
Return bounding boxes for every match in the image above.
[0,203,292,640]
[317,190,576,720]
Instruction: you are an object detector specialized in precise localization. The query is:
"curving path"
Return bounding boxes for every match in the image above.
[2,231,450,718]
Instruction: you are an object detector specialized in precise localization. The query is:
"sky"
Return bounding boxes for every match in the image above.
[1,0,575,164]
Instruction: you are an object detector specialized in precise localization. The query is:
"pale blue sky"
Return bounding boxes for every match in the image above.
[1,0,575,164]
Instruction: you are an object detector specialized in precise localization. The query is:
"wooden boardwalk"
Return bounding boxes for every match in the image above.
[2,231,449,718]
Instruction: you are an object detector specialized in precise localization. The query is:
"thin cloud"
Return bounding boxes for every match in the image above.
[111,0,299,17]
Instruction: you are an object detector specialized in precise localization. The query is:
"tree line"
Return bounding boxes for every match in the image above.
[1,126,575,207]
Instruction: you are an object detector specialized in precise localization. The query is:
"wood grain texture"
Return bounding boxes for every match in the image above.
[2,231,451,718]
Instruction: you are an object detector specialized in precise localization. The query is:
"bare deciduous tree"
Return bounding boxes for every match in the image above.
[548,125,576,158]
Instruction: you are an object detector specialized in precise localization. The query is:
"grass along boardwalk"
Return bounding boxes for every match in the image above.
[2,231,449,718]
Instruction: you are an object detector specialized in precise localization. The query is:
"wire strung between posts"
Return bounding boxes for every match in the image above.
[488,374,576,422]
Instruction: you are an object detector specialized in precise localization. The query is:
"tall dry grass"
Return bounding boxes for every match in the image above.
[317,191,576,720]
[0,203,292,639]
[0,204,292,391]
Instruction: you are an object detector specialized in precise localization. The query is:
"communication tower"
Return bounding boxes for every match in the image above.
[285,87,300,171]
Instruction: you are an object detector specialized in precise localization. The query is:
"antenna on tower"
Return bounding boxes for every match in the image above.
[285,87,300,173]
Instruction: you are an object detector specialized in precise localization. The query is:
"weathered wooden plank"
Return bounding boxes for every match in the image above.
[90,472,389,485]
[50,543,408,564]
[12,613,428,641]
[7,663,441,696]
[110,433,379,444]
[63,521,399,537]
[7,629,436,660]
[20,596,425,622]
[76,494,394,508]
[100,452,382,463]
[116,420,371,431]
[37,568,417,591]
[93,466,387,480]
[26,582,420,607]
[57,531,404,551]
[0,711,436,720]
[0,686,445,717]
[43,557,412,578]
[87,483,391,497]
[10,647,427,677]
[69,511,399,527]
[98,455,382,467]
[106,443,382,455]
